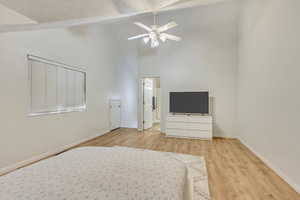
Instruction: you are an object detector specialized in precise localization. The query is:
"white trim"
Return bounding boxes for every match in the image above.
[139,77,162,131]
[240,138,300,194]
[28,106,87,117]
[0,129,109,176]
[139,78,145,131]
[28,55,86,73]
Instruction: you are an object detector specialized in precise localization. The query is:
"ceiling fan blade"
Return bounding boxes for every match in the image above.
[158,21,178,32]
[160,34,167,42]
[134,22,152,32]
[160,33,182,42]
[128,34,149,40]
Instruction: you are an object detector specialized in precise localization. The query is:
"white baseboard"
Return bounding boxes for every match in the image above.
[0,129,109,176]
[240,138,300,194]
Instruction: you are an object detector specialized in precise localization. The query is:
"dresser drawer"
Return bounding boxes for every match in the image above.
[166,122,187,129]
[166,129,212,139]
[167,115,187,122]
[167,122,212,131]
[186,116,212,123]
[186,123,212,130]
[166,115,213,140]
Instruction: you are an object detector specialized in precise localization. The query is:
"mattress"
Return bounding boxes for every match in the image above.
[0,146,210,200]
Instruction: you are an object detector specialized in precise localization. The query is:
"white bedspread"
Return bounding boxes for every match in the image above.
[0,146,210,200]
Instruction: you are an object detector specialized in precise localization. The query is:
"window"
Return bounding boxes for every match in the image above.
[28,55,86,116]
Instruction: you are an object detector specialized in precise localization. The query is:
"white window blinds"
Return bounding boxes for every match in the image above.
[28,55,86,116]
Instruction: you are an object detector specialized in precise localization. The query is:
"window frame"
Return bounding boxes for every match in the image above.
[27,54,87,117]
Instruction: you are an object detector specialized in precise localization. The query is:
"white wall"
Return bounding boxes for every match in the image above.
[117,44,139,128]
[112,23,139,129]
[238,0,300,192]
[0,5,125,169]
[138,2,239,137]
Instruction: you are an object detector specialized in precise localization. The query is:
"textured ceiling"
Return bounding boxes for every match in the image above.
[0,0,236,32]
[0,0,233,23]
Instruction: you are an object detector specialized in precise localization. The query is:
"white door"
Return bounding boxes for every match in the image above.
[110,100,121,130]
[143,79,153,129]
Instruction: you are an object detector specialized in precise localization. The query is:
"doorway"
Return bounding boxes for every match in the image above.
[141,77,161,132]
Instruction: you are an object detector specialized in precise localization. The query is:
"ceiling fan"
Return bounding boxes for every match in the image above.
[128,14,182,48]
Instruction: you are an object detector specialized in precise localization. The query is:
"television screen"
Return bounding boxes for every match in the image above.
[169,92,209,114]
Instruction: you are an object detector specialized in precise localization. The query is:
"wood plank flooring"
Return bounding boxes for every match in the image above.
[77,128,300,200]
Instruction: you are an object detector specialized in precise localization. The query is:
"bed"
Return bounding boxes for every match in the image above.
[0,146,210,200]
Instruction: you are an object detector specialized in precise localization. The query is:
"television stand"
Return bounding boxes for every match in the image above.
[166,114,212,140]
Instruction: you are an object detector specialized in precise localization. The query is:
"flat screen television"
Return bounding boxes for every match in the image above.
[169,92,209,114]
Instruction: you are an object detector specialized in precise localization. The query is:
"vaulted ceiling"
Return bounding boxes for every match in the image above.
[0,0,235,32]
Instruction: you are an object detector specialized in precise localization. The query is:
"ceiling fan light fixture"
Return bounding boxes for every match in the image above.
[128,14,181,48]
[151,40,159,48]
[143,37,150,44]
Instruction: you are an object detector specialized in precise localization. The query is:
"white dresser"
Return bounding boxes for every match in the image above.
[166,115,212,140]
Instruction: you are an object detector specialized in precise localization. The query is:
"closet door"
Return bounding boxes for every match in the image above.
[110,100,121,131]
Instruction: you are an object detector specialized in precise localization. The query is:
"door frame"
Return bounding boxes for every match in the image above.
[138,76,161,131]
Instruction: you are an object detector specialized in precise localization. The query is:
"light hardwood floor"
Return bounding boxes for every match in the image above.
[77,128,300,200]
